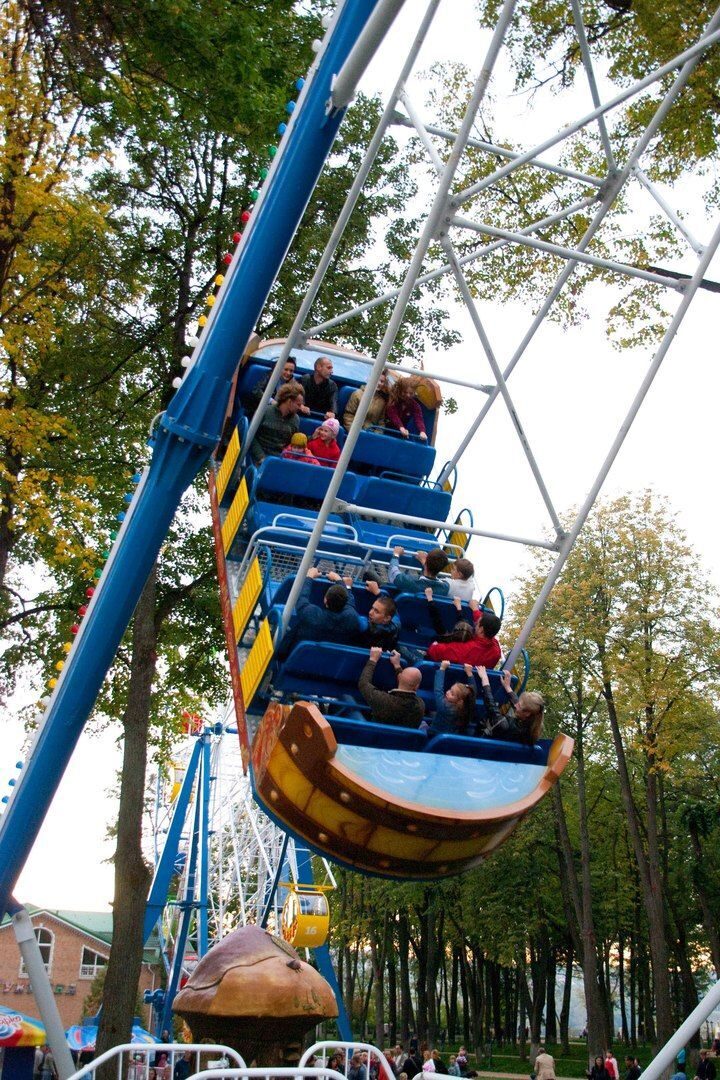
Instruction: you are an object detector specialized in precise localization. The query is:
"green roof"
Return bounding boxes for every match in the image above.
[1,905,162,962]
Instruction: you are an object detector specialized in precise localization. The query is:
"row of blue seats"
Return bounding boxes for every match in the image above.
[269,576,483,652]
[294,416,436,480]
[240,458,451,554]
[269,642,515,727]
[320,715,550,764]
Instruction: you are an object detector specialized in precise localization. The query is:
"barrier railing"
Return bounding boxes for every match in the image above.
[67,1043,245,1080]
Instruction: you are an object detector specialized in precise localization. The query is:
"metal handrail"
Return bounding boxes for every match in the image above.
[67,1044,245,1080]
[301,1040,396,1080]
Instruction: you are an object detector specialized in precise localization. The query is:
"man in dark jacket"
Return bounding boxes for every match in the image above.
[300,356,339,417]
[279,568,360,657]
[327,572,401,650]
[696,1052,715,1080]
[359,647,424,727]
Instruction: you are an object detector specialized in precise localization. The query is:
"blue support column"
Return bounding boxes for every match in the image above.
[260,833,290,930]
[159,774,203,1037]
[197,734,212,956]
[0,0,382,921]
[294,848,352,1042]
[143,739,203,944]
[315,943,352,1042]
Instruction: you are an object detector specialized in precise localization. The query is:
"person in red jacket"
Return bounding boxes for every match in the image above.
[307,417,341,467]
[424,588,502,667]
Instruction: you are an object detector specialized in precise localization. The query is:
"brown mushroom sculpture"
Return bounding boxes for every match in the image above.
[173,924,338,1065]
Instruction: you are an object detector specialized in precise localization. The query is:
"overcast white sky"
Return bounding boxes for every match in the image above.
[4,0,720,913]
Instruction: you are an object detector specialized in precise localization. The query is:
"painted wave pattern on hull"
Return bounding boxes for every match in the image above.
[334,745,546,811]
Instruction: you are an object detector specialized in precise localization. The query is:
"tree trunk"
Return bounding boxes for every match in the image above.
[560,946,573,1054]
[601,671,673,1049]
[95,567,157,1072]
[687,819,720,977]
[545,947,557,1044]
[518,962,528,1062]
[469,946,484,1063]
[503,966,515,1047]
[371,924,386,1048]
[552,727,611,1064]
[448,950,460,1043]
[0,441,21,607]
[388,919,398,1047]
[412,904,429,1044]
[526,935,547,1059]
[398,913,413,1043]
[490,962,502,1043]
[426,898,439,1045]
[618,936,629,1043]
[629,929,637,1047]
[460,948,470,1047]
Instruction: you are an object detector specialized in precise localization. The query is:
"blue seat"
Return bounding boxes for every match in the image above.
[236,360,271,401]
[327,716,429,752]
[273,642,510,702]
[394,593,476,648]
[248,457,360,504]
[248,503,351,536]
[425,733,548,764]
[241,460,360,552]
[351,430,436,478]
[277,642,376,689]
[358,476,451,520]
[337,385,355,415]
[350,476,451,550]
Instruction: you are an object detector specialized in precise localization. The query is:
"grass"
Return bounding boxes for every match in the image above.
[454,1041,655,1080]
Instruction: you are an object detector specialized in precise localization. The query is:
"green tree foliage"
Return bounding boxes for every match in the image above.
[326,493,720,1057]
[417,1,719,350]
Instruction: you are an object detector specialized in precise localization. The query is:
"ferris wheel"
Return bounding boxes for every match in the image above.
[146,702,345,1038]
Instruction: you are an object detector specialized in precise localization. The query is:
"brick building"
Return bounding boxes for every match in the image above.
[0,908,162,1029]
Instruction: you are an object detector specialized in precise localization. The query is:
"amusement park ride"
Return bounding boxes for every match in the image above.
[2,0,720,1076]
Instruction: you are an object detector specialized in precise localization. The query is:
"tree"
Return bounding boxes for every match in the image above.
[0,2,131,612]
[508,491,720,1049]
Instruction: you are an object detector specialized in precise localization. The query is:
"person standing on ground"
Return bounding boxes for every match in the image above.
[624,1056,642,1080]
[605,1051,619,1080]
[697,1051,717,1080]
[40,1048,57,1080]
[34,1046,45,1080]
[589,1057,609,1080]
[174,1053,193,1080]
[535,1046,556,1080]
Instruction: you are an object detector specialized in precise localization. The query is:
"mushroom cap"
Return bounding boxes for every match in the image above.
[173,924,338,1021]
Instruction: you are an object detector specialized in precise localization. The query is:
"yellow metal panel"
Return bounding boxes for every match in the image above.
[231,556,263,643]
[215,427,240,503]
[239,617,274,706]
[268,743,316,811]
[447,529,469,552]
[221,475,249,554]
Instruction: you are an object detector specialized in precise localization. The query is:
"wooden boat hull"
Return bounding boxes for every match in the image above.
[251,701,574,880]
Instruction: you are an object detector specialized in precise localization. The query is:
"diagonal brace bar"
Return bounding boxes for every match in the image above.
[441,236,564,537]
[450,215,687,290]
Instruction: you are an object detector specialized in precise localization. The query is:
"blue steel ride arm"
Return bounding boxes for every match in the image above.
[0,0,382,921]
